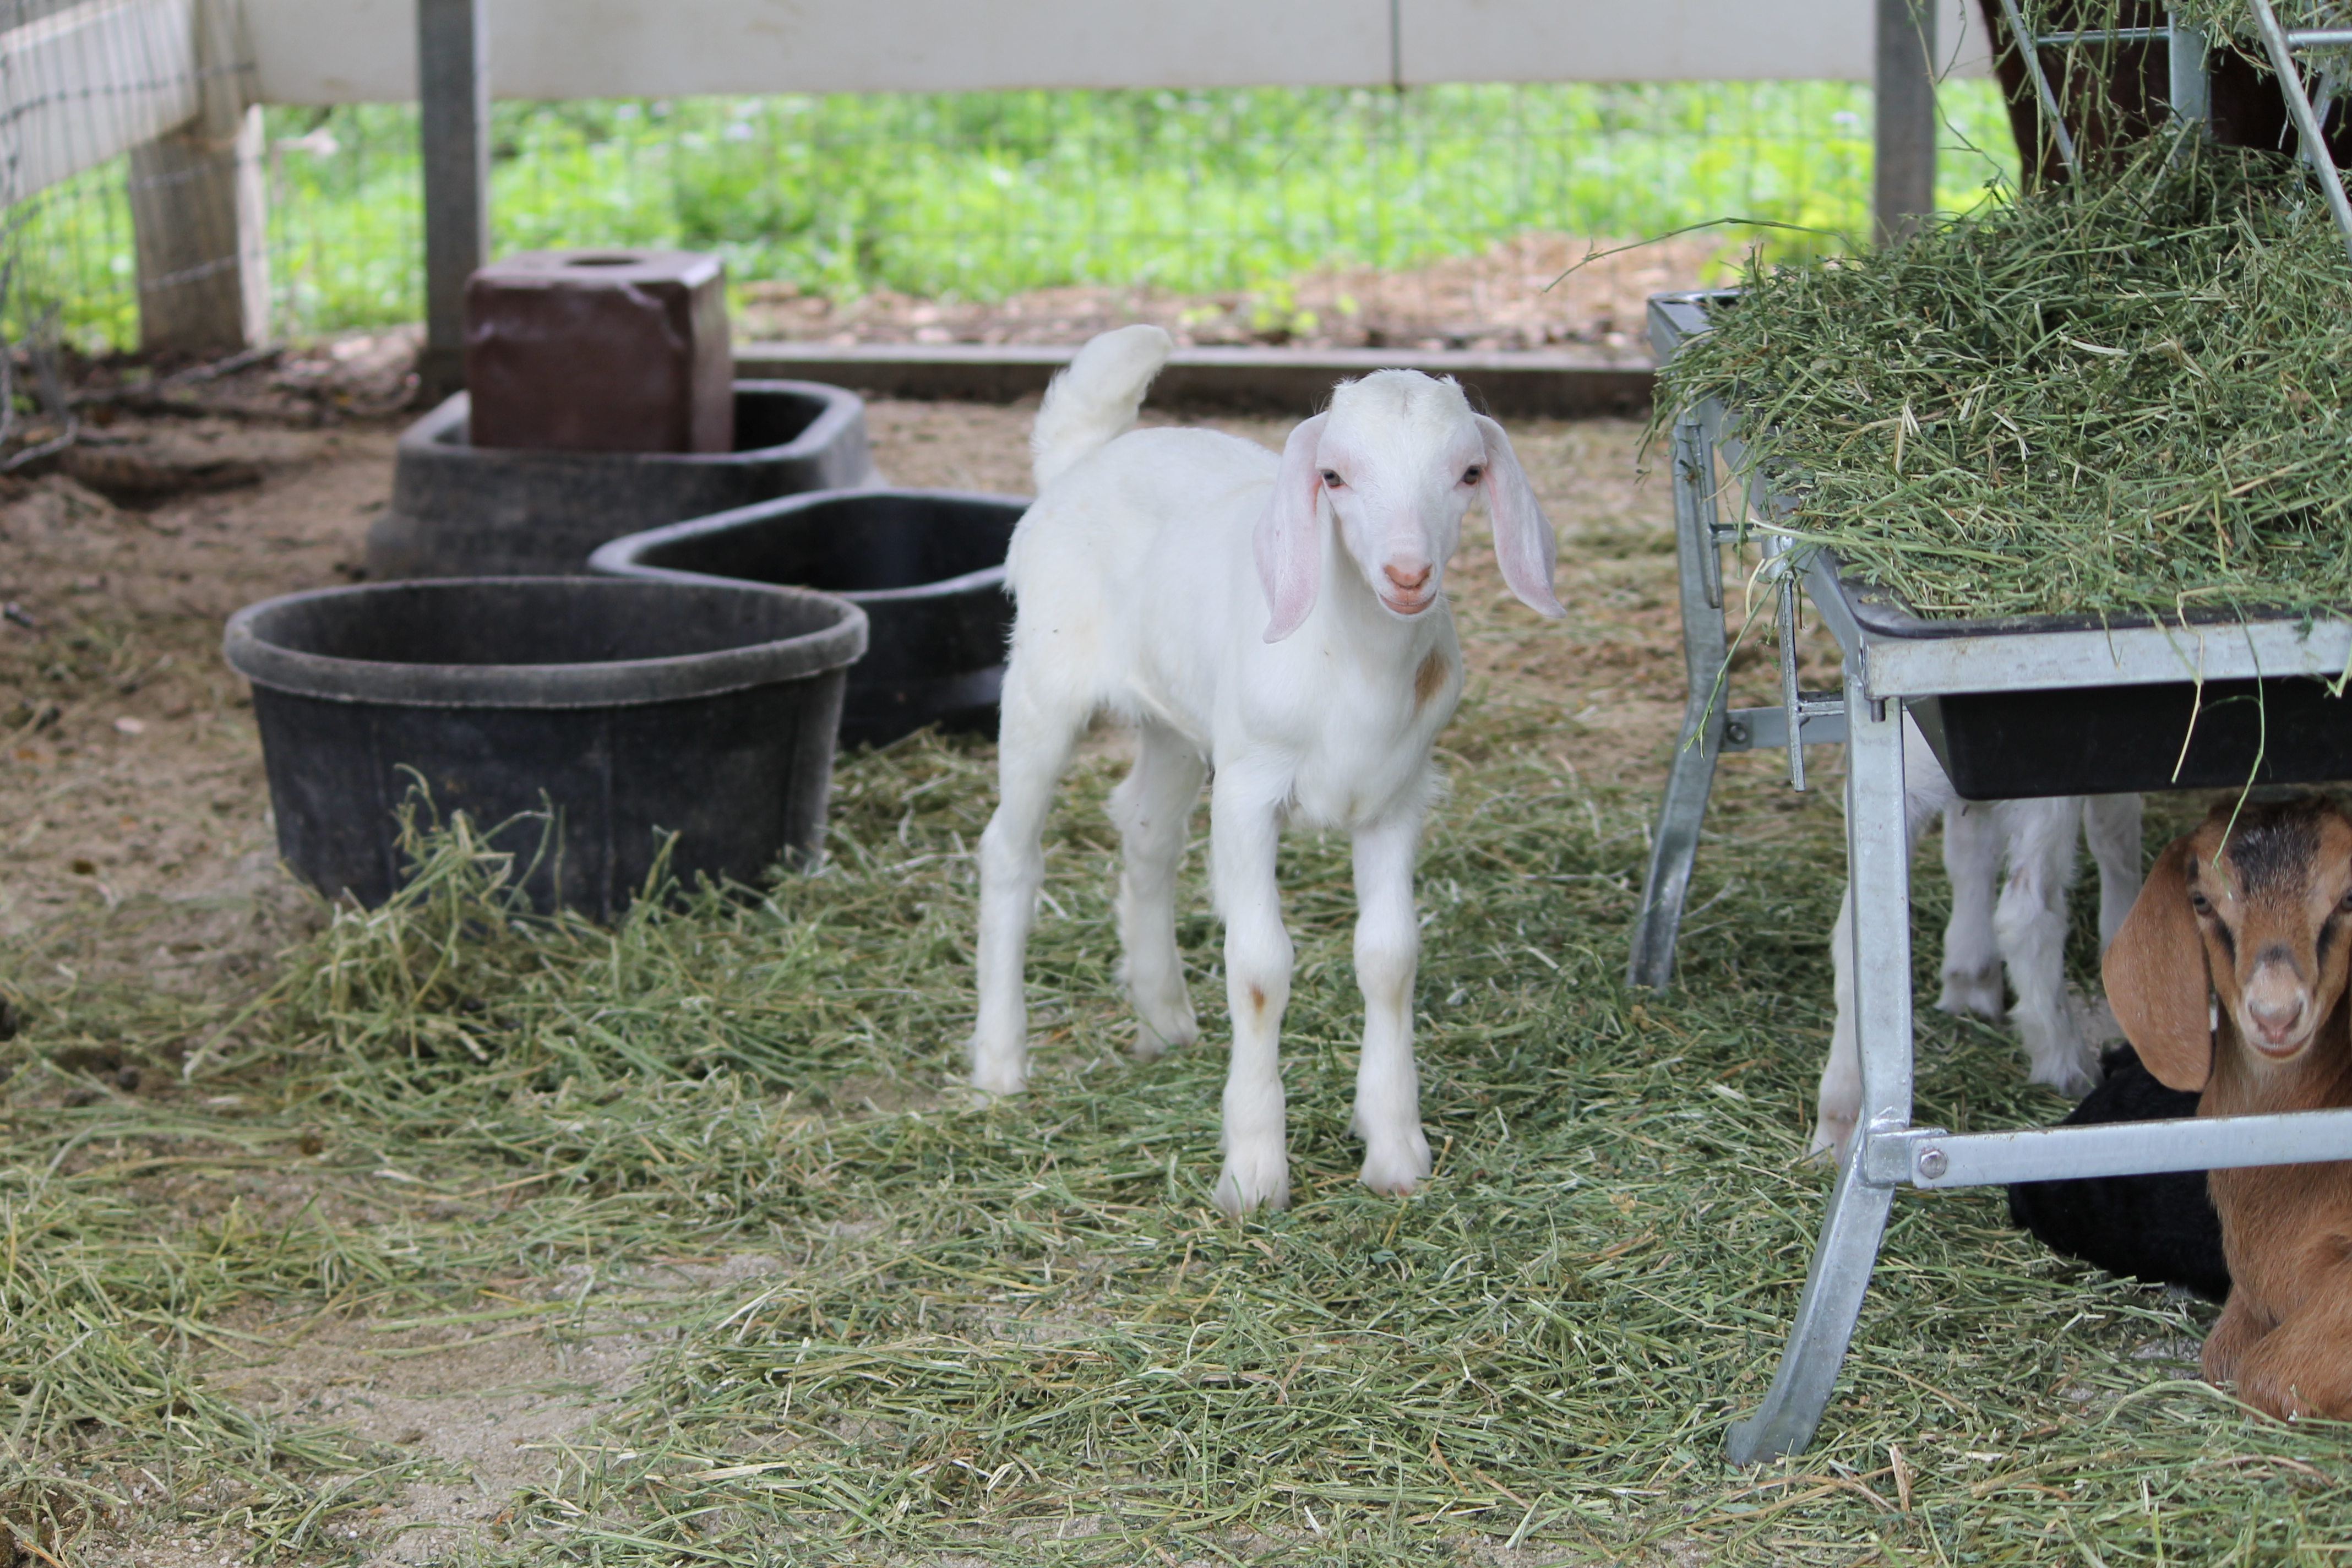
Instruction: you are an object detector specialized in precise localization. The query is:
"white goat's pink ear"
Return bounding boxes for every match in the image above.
[1254,412,1329,642]
[1475,415,1564,619]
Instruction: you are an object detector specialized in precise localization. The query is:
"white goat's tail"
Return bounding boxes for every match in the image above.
[1030,324,1172,491]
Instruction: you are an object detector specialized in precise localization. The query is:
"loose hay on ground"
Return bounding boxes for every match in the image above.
[2,414,2347,1565]
[8,719,2346,1566]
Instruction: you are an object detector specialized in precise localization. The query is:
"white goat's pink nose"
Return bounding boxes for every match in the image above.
[1384,563,1431,595]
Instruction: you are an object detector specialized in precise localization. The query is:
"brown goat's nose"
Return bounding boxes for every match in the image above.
[2249,993,2306,1045]
[1385,563,1431,593]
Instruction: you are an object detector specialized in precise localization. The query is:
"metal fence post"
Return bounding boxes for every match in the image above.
[1873,0,1936,243]
[418,0,490,402]
[127,0,266,355]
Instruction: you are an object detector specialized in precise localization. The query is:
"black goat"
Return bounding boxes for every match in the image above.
[2008,1042,2229,1302]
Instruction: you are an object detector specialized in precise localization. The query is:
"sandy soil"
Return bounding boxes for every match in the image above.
[739,232,1730,356]
[2,366,1826,1567]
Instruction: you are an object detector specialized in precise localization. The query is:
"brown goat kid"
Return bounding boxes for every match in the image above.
[2104,796,2352,1421]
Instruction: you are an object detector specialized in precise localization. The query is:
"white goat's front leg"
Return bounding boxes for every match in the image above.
[1351,811,1433,1195]
[970,682,1084,1096]
[2081,793,2144,951]
[1210,770,1292,1215]
[1993,797,2098,1099]
[1108,720,1208,1060]
[1936,801,2005,1020]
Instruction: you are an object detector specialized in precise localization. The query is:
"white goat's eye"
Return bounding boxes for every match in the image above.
[1320,469,1344,488]
[1462,465,1484,486]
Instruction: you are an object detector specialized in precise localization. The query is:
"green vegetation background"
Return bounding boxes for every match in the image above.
[16,80,2017,352]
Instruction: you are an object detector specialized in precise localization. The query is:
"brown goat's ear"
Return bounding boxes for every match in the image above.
[2103,836,2212,1092]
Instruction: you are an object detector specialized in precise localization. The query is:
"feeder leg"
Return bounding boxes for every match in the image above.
[1728,674,1913,1463]
[1629,407,1730,990]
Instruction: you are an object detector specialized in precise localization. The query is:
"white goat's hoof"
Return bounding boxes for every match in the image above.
[1128,998,1197,1062]
[1212,1150,1291,1215]
[2026,1043,2101,1101]
[1935,965,2006,1021]
[968,1046,1028,1097]
[1359,1130,1433,1196]
[1808,1112,1856,1165]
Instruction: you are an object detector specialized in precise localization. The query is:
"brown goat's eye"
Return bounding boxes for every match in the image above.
[1320,470,1344,489]
[2189,889,2213,914]
[1462,465,1484,486]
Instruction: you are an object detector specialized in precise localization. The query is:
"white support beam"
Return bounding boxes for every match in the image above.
[242,0,1997,106]
[0,0,198,204]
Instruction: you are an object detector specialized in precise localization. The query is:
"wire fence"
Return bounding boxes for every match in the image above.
[1,0,263,462]
[263,83,2019,346]
[0,17,2022,358]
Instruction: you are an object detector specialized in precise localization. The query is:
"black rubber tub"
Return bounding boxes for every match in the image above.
[366,380,873,580]
[1909,676,2352,799]
[590,487,1027,747]
[223,578,867,918]
[1823,569,2352,798]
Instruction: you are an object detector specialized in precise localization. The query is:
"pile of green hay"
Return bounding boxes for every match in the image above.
[1659,140,2352,622]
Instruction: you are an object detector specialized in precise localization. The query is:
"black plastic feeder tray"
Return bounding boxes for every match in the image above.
[590,487,1028,747]
[224,578,867,919]
[1827,573,2352,799]
[367,380,873,580]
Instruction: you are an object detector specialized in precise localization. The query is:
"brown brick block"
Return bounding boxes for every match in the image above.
[464,249,733,453]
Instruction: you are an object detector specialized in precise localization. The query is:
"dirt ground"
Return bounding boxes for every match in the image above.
[0,354,1827,1566]
[737,231,1729,356]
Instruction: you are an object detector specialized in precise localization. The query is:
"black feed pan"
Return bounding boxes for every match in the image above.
[1825,564,2352,799]
[224,578,867,919]
[591,486,1027,747]
[367,379,874,580]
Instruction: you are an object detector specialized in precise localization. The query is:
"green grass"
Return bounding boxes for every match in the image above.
[9,80,2021,352]
[5,694,2349,1565]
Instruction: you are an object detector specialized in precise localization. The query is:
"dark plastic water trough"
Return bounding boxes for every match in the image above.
[367,380,873,580]
[590,487,1027,747]
[224,578,867,918]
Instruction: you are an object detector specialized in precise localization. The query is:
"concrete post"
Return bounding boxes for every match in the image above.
[417,0,490,402]
[1873,0,1937,244]
[127,0,268,356]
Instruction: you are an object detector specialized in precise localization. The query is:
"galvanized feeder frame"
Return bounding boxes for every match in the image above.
[1635,289,2352,1462]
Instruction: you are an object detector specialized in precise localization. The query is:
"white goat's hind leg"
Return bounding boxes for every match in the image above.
[1937,801,2005,1020]
[2082,793,2144,951]
[1108,719,1207,1059]
[1209,770,1292,1215]
[1994,798,2098,1098]
[970,681,1085,1096]
[1350,812,1433,1195]
[1812,885,1863,1160]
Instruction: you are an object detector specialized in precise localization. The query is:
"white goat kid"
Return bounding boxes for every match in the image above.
[1811,713,2143,1158]
[971,324,1564,1215]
